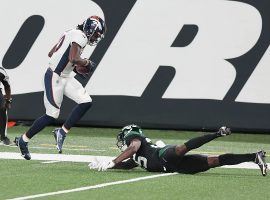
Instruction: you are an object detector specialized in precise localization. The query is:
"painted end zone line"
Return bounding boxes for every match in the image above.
[7,173,178,200]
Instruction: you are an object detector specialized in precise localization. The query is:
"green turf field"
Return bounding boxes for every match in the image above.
[0,126,269,200]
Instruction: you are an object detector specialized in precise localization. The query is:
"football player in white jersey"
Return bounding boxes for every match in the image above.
[15,16,106,160]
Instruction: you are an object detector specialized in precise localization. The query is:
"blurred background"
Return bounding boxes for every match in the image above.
[1,0,270,132]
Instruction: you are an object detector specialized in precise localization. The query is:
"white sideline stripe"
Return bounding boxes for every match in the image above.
[0,152,114,163]
[41,160,61,164]
[7,145,106,152]
[7,173,178,200]
[0,152,268,170]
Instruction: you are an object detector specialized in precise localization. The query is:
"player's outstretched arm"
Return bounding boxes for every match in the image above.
[113,139,141,165]
[96,139,141,171]
[112,159,139,170]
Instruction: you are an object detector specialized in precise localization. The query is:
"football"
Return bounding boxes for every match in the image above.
[75,64,90,75]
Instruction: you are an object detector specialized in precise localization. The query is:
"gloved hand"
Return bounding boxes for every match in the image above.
[97,160,115,171]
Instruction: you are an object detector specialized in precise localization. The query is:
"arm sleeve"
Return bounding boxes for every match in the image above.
[113,159,138,170]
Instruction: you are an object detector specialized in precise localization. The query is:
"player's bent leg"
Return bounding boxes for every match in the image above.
[63,77,92,130]
[14,114,56,160]
[173,129,224,157]
[54,77,92,153]
[55,102,92,153]
[25,114,56,139]
[14,86,59,160]
[63,102,92,130]
[53,101,92,153]
[184,126,230,152]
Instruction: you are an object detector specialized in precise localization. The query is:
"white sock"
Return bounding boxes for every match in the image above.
[22,134,30,142]
[62,126,69,134]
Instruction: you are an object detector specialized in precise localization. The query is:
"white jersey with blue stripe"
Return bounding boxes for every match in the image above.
[48,29,88,77]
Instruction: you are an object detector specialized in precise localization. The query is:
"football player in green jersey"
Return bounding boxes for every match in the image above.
[89,124,268,176]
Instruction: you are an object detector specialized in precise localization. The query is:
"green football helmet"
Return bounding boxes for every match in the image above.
[116,124,143,151]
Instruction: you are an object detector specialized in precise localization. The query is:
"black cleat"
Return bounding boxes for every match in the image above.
[1,136,11,145]
[217,126,231,137]
[255,150,268,176]
[52,128,66,154]
[14,136,31,160]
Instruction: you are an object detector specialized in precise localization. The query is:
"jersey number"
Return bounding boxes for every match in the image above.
[134,155,148,169]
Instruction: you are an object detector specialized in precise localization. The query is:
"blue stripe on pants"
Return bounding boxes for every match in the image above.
[44,68,59,109]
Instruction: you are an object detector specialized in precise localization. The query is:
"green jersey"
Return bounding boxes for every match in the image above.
[125,131,166,172]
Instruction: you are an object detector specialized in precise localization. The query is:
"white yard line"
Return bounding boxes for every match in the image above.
[0,152,113,163]
[7,173,177,200]
[41,160,61,164]
[7,145,105,152]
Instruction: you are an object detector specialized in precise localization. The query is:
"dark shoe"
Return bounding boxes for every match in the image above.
[52,128,66,154]
[255,150,268,176]
[1,136,11,145]
[14,136,31,160]
[217,126,231,137]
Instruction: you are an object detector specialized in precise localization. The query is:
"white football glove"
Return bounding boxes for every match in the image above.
[98,160,115,171]
[88,157,100,170]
